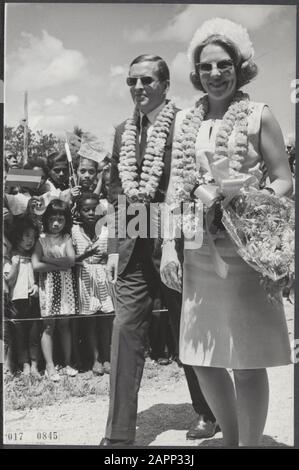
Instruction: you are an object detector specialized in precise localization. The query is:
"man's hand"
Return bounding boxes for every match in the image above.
[106,253,119,284]
[160,240,182,293]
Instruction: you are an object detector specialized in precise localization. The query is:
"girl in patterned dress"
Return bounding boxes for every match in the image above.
[72,193,114,375]
[32,199,79,381]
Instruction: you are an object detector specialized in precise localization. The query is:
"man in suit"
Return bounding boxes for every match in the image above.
[100,54,218,446]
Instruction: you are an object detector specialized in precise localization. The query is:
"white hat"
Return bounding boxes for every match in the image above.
[188,18,254,70]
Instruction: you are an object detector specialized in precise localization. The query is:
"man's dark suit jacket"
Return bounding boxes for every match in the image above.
[108,106,180,276]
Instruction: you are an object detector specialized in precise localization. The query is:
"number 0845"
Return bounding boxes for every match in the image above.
[37,432,58,440]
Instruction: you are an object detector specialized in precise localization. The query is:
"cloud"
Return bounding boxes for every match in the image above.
[21,96,81,135]
[124,26,152,43]
[61,94,79,106]
[44,98,54,107]
[126,4,288,43]
[110,65,126,77]
[7,30,87,91]
[107,66,129,100]
[170,95,197,111]
[170,52,190,83]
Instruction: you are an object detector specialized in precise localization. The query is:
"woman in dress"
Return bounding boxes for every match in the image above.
[161,18,293,446]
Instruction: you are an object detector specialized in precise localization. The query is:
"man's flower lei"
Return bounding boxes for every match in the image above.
[118,101,176,203]
[170,90,251,207]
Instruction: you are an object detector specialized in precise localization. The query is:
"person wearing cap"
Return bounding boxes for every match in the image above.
[161,18,293,447]
[100,54,217,447]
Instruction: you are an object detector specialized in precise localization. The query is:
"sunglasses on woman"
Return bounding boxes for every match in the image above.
[126,76,155,87]
[196,59,234,75]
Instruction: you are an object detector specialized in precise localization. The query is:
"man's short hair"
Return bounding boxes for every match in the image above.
[46,150,68,170]
[129,54,170,82]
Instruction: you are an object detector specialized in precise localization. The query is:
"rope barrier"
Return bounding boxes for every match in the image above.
[4,309,169,322]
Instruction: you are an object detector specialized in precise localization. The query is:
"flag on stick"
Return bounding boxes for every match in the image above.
[78,141,107,164]
[23,91,29,165]
[65,142,77,187]
[6,169,43,190]
[65,131,82,156]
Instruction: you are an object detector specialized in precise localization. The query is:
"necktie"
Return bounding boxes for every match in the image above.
[138,114,150,164]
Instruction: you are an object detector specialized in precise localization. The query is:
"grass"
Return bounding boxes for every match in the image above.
[4,370,110,411]
[5,359,184,412]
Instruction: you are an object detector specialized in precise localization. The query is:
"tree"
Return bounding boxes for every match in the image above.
[4,125,59,161]
[72,125,84,139]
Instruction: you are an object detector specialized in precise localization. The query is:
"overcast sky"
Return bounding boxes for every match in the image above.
[4,3,296,150]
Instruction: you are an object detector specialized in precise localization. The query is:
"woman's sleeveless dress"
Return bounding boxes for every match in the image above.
[171,103,292,369]
[39,234,79,317]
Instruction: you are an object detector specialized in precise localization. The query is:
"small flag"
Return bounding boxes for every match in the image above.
[78,141,107,164]
[6,169,43,190]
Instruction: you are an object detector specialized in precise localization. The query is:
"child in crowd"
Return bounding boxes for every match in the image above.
[24,157,49,195]
[72,193,114,375]
[3,206,14,373]
[44,151,81,204]
[46,151,70,191]
[24,152,81,219]
[23,157,50,231]
[75,156,102,194]
[32,199,79,381]
[5,144,22,169]
[4,216,41,376]
[4,158,32,216]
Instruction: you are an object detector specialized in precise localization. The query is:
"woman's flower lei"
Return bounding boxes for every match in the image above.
[118,101,176,203]
[170,90,251,207]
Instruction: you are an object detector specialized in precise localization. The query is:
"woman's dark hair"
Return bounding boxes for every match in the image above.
[73,155,99,172]
[42,199,73,235]
[46,151,68,170]
[10,215,39,250]
[130,54,170,82]
[24,157,49,178]
[76,192,99,212]
[190,35,258,92]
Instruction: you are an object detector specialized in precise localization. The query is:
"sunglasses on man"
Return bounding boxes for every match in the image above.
[126,76,155,87]
[196,59,234,75]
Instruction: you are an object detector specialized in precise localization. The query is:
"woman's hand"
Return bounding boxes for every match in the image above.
[260,107,293,197]
[160,240,182,293]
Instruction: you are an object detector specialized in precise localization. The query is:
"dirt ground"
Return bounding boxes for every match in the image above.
[4,300,294,448]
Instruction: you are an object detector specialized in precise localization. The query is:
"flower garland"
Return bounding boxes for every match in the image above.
[118,101,176,203]
[170,91,251,207]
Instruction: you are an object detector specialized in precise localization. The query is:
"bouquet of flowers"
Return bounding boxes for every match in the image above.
[221,188,295,298]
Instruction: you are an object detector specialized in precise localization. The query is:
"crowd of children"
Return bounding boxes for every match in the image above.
[3,145,115,381]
